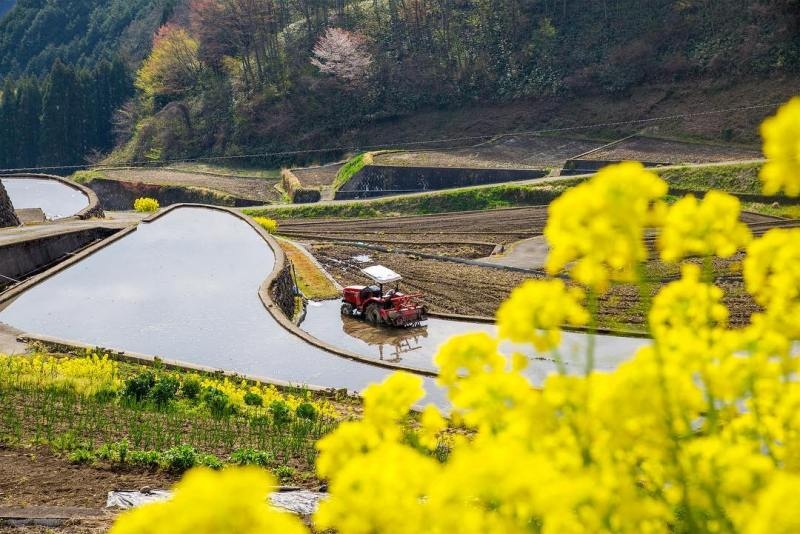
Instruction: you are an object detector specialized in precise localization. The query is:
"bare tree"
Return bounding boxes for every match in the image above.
[310,27,373,85]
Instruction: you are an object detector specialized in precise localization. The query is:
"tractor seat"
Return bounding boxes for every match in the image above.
[361,285,381,300]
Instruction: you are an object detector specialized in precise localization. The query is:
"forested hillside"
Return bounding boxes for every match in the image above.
[120,0,800,167]
[0,0,177,77]
[0,1,15,18]
[1,0,798,171]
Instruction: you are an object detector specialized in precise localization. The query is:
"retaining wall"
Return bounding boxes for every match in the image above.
[281,170,321,204]
[270,263,297,319]
[335,165,547,200]
[0,227,119,288]
[82,178,262,210]
[560,159,668,176]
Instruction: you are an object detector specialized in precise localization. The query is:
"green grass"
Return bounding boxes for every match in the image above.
[247,183,568,219]
[657,163,763,195]
[165,163,281,180]
[333,152,373,191]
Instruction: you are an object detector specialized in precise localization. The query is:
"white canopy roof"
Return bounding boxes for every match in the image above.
[361,265,403,284]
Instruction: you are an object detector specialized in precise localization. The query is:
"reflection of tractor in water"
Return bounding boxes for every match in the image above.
[341,265,428,328]
[341,314,429,363]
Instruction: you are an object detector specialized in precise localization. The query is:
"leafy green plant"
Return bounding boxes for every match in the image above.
[162,445,198,473]
[273,465,295,481]
[295,402,317,421]
[123,371,155,402]
[243,391,263,407]
[129,450,161,469]
[69,448,95,465]
[181,377,201,400]
[150,375,180,407]
[202,387,235,418]
[269,400,292,425]
[199,453,224,470]
[230,448,274,467]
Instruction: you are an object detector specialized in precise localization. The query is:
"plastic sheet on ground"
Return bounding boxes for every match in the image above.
[107,489,327,516]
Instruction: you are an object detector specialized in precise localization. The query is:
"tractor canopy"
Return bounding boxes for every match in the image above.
[361,265,403,285]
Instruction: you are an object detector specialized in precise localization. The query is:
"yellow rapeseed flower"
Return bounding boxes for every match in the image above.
[544,161,667,292]
[497,279,589,351]
[657,191,751,262]
[760,97,800,197]
[110,468,306,534]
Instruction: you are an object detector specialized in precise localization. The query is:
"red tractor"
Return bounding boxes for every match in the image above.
[341,265,428,328]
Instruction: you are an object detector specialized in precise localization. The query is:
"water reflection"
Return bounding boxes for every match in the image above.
[302,300,650,386]
[2,178,89,220]
[0,207,446,405]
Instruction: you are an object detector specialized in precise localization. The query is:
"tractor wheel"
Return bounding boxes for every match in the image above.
[365,304,381,326]
[341,303,354,316]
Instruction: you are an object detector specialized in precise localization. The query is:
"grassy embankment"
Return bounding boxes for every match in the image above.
[277,239,340,301]
[0,350,358,485]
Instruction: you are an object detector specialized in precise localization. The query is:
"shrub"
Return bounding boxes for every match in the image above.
[123,371,155,402]
[268,400,292,425]
[181,376,201,400]
[230,448,273,467]
[129,450,161,469]
[202,387,234,418]
[150,375,180,407]
[97,440,130,464]
[243,391,263,407]
[69,448,95,465]
[253,216,278,234]
[199,454,224,470]
[295,402,317,421]
[273,465,295,481]
[133,197,160,213]
[162,445,198,473]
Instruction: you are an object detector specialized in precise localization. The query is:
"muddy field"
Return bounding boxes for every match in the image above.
[287,208,795,331]
[292,163,344,188]
[370,134,761,171]
[102,168,281,203]
[579,136,761,164]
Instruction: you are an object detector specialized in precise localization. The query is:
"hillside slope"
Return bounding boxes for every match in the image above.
[0,1,14,18]
[0,0,178,77]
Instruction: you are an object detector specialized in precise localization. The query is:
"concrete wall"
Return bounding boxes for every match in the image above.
[560,159,667,176]
[83,178,261,210]
[335,165,547,200]
[0,227,119,289]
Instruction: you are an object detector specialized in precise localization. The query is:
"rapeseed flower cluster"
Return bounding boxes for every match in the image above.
[760,97,800,196]
[0,352,120,394]
[112,98,800,533]
[658,191,752,262]
[544,161,667,292]
[198,376,336,417]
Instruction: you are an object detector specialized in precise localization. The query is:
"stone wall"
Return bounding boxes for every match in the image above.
[83,178,261,210]
[269,263,297,319]
[0,227,119,289]
[335,165,547,200]
[0,180,20,228]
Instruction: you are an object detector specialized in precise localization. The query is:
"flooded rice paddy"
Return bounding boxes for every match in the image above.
[0,207,446,404]
[302,300,648,386]
[2,178,89,220]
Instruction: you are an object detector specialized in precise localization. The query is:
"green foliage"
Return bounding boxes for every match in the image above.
[243,391,264,407]
[202,387,235,418]
[269,400,292,426]
[334,153,373,191]
[97,440,130,464]
[230,448,274,467]
[273,465,295,481]
[295,402,317,421]
[198,453,224,470]
[134,197,160,213]
[129,450,161,469]
[161,444,198,472]
[658,163,763,195]
[246,184,566,220]
[150,375,180,407]
[71,170,105,184]
[123,371,156,402]
[68,448,95,465]
[181,376,201,400]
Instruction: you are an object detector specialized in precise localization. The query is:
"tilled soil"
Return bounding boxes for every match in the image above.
[292,164,344,188]
[0,445,176,510]
[279,206,550,249]
[579,136,761,164]
[102,169,281,202]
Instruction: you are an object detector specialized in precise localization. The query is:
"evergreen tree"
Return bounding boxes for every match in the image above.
[0,78,16,169]
[39,59,85,167]
[14,77,41,167]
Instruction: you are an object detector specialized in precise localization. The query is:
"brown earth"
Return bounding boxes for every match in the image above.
[101,168,281,203]
[293,208,794,330]
[292,164,344,188]
[579,136,761,164]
